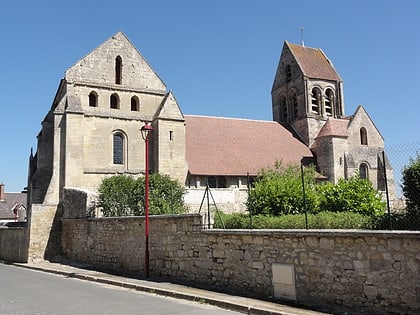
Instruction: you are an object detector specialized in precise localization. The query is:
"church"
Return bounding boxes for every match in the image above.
[28,32,394,214]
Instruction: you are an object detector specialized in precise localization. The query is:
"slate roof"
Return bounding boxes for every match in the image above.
[0,192,27,219]
[286,42,342,81]
[185,115,313,176]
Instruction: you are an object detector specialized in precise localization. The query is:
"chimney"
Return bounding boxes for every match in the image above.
[0,183,5,201]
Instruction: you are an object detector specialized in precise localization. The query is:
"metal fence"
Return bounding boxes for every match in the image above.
[382,142,420,230]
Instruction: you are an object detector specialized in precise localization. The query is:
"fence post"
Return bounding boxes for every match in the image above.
[382,151,392,230]
[247,172,253,229]
[301,163,308,230]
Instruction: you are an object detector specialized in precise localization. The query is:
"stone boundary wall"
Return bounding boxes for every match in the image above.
[61,214,419,314]
[0,227,28,262]
[184,188,248,213]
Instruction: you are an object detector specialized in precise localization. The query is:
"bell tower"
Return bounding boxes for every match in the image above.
[271,41,345,147]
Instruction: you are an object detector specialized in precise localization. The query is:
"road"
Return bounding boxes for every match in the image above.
[0,264,240,314]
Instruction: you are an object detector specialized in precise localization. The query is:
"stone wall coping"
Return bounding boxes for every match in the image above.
[205,228,420,239]
[61,213,201,222]
[60,212,420,239]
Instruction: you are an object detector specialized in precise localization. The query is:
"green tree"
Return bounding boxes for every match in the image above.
[401,154,420,214]
[318,175,385,216]
[248,161,319,216]
[98,174,187,217]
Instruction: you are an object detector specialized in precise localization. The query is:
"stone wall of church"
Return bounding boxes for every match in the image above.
[315,136,348,183]
[65,32,166,93]
[27,204,62,261]
[60,213,419,315]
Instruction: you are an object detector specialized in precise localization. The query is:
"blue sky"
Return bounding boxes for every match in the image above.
[1,0,419,192]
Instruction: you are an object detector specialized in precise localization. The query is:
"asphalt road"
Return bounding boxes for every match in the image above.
[0,264,241,314]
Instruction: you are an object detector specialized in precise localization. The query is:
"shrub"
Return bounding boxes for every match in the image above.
[248,161,319,216]
[318,175,385,216]
[401,153,420,215]
[213,212,374,229]
[98,174,187,217]
[98,175,139,217]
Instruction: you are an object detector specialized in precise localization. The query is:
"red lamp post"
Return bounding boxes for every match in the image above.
[140,122,153,278]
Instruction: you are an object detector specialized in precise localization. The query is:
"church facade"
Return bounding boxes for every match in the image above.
[28,32,394,216]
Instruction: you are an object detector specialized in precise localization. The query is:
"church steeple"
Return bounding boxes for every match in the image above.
[271,41,344,146]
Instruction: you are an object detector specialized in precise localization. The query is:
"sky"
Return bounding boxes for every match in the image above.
[0,0,419,193]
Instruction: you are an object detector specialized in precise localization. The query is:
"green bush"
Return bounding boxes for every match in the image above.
[214,212,374,229]
[98,175,139,216]
[98,174,187,217]
[371,211,420,231]
[318,175,385,216]
[248,161,319,216]
[402,154,420,216]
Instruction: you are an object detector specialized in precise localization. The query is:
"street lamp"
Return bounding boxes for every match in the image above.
[140,122,153,278]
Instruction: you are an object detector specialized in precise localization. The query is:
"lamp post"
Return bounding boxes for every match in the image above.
[141,122,153,278]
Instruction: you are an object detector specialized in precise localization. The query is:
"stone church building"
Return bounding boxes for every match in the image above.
[28,32,394,219]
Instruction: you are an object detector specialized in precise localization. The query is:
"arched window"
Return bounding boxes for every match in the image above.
[325,89,334,116]
[359,163,368,179]
[289,91,298,120]
[131,96,139,111]
[89,91,98,107]
[110,93,119,109]
[113,133,124,165]
[280,95,287,121]
[360,127,368,145]
[286,65,292,82]
[115,56,122,85]
[311,88,321,114]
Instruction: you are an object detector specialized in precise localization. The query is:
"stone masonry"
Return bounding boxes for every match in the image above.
[60,213,419,315]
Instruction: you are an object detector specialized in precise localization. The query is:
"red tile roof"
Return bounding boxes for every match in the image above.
[287,42,342,81]
[316,118,349,139]
[185,115,313,176]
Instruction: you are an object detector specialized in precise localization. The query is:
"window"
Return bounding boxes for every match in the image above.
[360,127,368,145]
[115,56,122,84]
[286,65,292,82]
[311,88,321,114]
[218,176,227,188]
[169,130,173,141]
[110,93,119,109]
[207,176,217,188]
[325,89,334,116]
[206,176,226,188]
[280,95,287,121]
[131,96,139,111]
[113,133,124,164]
[89,91,98,107]
[359,163,368,179]
[289,91,298,120]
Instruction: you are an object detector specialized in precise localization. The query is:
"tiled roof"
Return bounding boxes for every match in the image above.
[185,115,313,176]
[0,193,27,219]
[287,42,342,81]
[316,118,349,139]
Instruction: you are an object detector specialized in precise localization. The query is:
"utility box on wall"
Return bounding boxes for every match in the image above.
[272,263,296,301]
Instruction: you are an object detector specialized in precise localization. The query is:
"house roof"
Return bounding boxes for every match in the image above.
[316,118,349,139]
[286,42,342,81]
[185,115,313,176]
[0,192,27,219]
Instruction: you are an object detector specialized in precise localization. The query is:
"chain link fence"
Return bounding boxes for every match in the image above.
[382,142,420,230]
